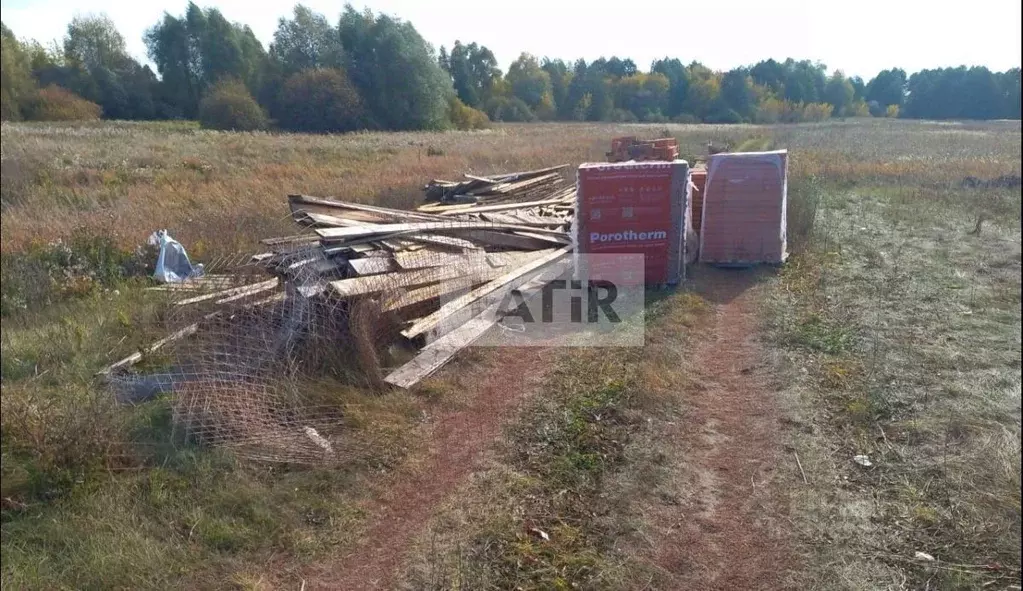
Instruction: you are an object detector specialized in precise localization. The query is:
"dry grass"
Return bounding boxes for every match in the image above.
[1,118,1020,589]
[397,292,710,590]
[766,123,1021,589]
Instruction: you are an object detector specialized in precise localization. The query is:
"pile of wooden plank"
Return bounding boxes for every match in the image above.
[422,164,568,206]
[102,167,577,390]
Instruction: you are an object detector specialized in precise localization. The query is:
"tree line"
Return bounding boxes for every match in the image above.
[2,3,1020,131]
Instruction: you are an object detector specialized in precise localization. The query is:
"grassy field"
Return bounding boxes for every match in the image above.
[1,118,1020,589]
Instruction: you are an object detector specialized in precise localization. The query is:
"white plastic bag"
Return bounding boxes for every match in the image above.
[147,229,204,283]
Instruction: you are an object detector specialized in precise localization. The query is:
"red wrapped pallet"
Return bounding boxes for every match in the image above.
[699,150,788,265]
[574,160,691,286]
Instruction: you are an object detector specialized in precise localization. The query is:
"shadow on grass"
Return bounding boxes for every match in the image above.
[646,264,778,310]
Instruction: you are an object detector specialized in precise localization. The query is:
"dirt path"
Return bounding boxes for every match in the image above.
[304,347,549,590]
[650,269,796,590]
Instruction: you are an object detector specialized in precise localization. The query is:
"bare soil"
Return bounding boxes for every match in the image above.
[646,268,797,590]
[304,347,550,590]
[306,269,796,590]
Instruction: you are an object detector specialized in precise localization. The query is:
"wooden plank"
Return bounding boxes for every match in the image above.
[513,230,571,244]
[316,221,567,241]
[436,196,571,216]
[174,279,278,306]
[300,210,479,251]
[96,323,199,376]
[329,251,536,298]
[383,260,569,389]
[329,266,469,298]
[349,257,398,276]
[299,211,365,227]
[380,277,478,312]
[464,230,563,250]
[401,246,570,339]
[348,243,377,254]
[393,250,483,270]
[215,280,280,305]
[290,194,446,222]
[384,317,495,388]
[489,164,568,182]
[261,234,319,247]
[405,234,480,251]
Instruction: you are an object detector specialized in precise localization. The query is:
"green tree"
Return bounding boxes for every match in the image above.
[1,23,36,120]
[60,15,159,119]
[683,63,720,120]
[437,46,449,72]
[824,71,854,116]
[339,5,452,130]
[565,59,613,120]
[1000,68,1021,119]
[64,15,127,73]
[445,41,500,108]
[719,68,756,121]
[865,68,906,108]
[782,59,826,103]
[849,75,866,101]
[750,59,786,95]
[145,3,267,118]
[269,5,343,77]
[614,72,669,120]
[506,53,551,109]
[277,68,364,132]
[651,57,688,117]
[603,56,638,78]
[541,58,572,118]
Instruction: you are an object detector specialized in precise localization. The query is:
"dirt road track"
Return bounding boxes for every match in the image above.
[304,347,549,590]
[306,269,794,590]
[649,268,796,590]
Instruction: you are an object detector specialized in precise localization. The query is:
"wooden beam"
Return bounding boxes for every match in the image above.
[174,279,279,306]
[436,196,572,216]
[380,277,477,312]
[464,230,565,250]
[290,194,445,222]
[215,281,280,305]
[393,250,484,270]
[383,259,569,389]
[329,266,468,298]
[401,246,571,339]
[349,257,398,276]
[315,221,568,241]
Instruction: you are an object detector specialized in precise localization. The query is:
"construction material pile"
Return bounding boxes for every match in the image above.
[102,165,576,464]
[421,164,568,205]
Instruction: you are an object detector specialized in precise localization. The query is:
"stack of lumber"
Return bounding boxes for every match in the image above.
[103,167,576,390]
[421,164,568,206]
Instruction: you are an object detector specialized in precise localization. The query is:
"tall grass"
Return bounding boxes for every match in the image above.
[1,118,1020,589]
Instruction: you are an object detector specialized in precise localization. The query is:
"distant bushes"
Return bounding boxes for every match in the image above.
[198,80,268,131]
[801,102,834,122]
[21,85,101,121]
[277,68,364,133]
[485,96,535,122]
[705,109,744,124]
[754,98,835,123]
[448,97,490,130]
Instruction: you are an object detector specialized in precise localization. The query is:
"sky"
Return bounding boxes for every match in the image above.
[2,0,1021,80]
